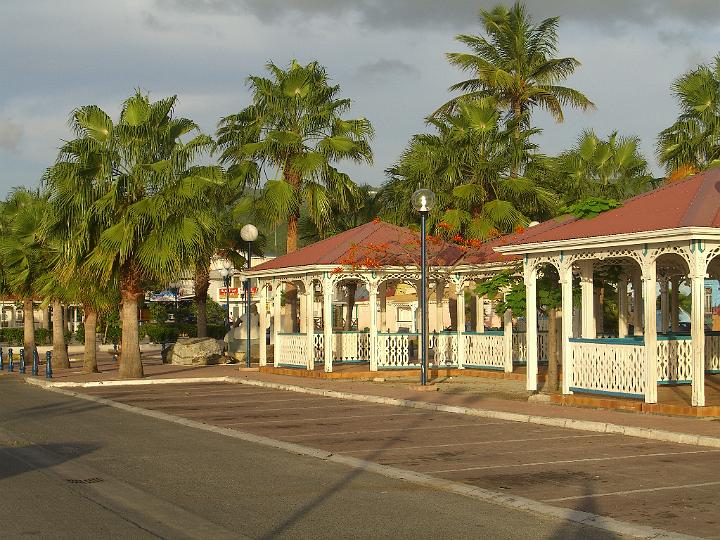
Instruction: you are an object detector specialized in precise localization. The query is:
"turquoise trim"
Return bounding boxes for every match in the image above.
[278,332,306,336]
[463,329,504,336]
[570,387,644,400]
[464,364,504,371]
[658,380,692,385]
[657,334,692,341]
[570,337,644,345]
[332,330,369,334]
[706,369,720,374]
[430,331,458,335]
[333,359,369,364]
[560,250,564,262]
[643,243,648,256]
[277,363,307,369]
[378,332,420,336]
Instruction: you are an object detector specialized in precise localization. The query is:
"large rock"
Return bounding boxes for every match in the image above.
[167,338,223,366]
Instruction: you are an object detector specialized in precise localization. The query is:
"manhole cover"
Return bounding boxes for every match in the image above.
[66,477,104,484]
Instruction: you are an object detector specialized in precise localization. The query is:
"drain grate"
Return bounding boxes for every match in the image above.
[66,477,104,484]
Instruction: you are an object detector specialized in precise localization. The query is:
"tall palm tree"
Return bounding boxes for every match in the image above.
[554,130,653,203]
[441,2,594,148]
[658,54,720,177]
[44,92,221,378]
[216,60,374,254]
[380,97,556,239]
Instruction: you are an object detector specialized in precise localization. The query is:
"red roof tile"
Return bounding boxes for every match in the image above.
[506,168,720,246]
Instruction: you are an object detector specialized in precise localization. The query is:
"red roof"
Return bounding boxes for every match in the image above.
[252,221,514,272]
[506,168,720,246]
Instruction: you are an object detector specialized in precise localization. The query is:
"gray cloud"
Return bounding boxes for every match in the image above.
[0,119,23,153]
[355,59,421,81]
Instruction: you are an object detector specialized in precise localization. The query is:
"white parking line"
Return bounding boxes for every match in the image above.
[280,422,511,439]
[225,411,426,426]
[429,449,720,474]
[544,480,720,502]
[337,433,610,454]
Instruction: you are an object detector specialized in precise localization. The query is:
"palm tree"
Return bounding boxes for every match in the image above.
[216,60,374,254]
[554,130,653,203]
[380,97,556,239]
[44,92,221,378]
[441,2,594,149]
[658,54,720,177]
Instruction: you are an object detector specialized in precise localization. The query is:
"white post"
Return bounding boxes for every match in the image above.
[379,282,387,331]
[670,277,680,333]
[660,278,670,334]
[456,282,465,369]
[273,283,281,367]
[435,280,444,332]
[258,284,267,366]
[524,264,538,391]
[560,262,574,395]
[690,249,706,407]
[579,260,595,338]
[369,281,379,371]
[618,275,628,338]
[503,305,513,373]
[643,259,658,404]
[476,295,485,332]
[323,277,333,373]
[632,271,644,336]
[305,285,314,370]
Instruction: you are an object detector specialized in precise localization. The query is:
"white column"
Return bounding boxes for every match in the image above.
[643,259,658,404]
[660,278,670,334]
[524,264,538,391]
[632,271,644,336]
[379,282,387,331]
[258,284,267,366]
[503,305,513,373]
[305,286,314,370]
[475,295,485,332]
[299,291,307,334]
[670,277,680,333]
[273,283,281,367]
[690,250,706,407]
[579,260,595,338]
[456,282,465,369]
[618,275,628,338]
[435,280,444,332]
[323,277,333,373]
[560,262,574,395]
[369,281,379,371]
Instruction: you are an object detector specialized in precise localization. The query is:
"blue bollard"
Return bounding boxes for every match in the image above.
[32,349,39,376]
[0,346,4,371]
[19,349,25,374]
[45,351,52,379]
[8,348,14,372]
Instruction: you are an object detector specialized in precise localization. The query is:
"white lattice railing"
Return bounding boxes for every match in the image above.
[464,332,505,370]
[657,336,692,383]
[429,333,458,367]
[333,332,371,362]
[512,331,549,363]
[314,333,324,364]
[276,333,308,368]
[376,332,420,369]
[706,333,720,373]
[569,338,646,398]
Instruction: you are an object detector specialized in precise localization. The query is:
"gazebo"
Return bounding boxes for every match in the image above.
[248,221,520,373]
[497,168,720,407]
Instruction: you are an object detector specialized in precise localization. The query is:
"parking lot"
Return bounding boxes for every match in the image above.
[81,382,720,538]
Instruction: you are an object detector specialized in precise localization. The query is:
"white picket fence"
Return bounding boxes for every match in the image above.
[656,336,692,383]
[569,338,646,397]
[333,332,371,362]
[275,333,308,368]
[706,333,720,373]
[464,332,505,369]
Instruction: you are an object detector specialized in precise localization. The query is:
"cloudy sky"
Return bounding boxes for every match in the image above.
[1,0,720,197]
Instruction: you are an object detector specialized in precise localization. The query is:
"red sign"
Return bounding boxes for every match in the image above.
[219,287,239,298]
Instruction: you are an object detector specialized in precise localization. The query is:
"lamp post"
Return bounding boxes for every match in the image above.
[219,259,233,332]
[240,224,259,368]
[411,188,436,386]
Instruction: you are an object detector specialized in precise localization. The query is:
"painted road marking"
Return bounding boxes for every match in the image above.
[280,422,512,439]
[225,411,426,425]
[429,449,720,474]
[544,481,720,502]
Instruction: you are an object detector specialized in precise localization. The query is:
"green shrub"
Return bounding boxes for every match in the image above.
[64,329,72,344]
[106,324,121,345]
[0,328,23,345]
[143,323,180,344]
[35,328,50,345]
[75,323,85,344]
[177,323,198,338]
[207,324,226,339]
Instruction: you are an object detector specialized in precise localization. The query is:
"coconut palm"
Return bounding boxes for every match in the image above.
[380,97,556,239]
[43,92,221,378]
[658,54,720,177]
[216,60,374,254]
[441,2,594,146]
[554,130,653,203]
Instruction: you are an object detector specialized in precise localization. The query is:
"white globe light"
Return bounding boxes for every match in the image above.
[241,223,259,242]
[411,189,436,212]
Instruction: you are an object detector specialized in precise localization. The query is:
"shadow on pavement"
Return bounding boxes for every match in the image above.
[548,481,618,540]
[0,441,101,482]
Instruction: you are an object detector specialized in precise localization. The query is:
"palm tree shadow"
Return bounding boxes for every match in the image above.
[0,441,101,482]
[547,481,618,540]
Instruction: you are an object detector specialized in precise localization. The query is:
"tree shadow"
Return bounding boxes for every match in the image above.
[547,481,619,540]
[0,441,101,482]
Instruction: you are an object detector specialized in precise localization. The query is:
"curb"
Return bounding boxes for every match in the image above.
[39,383,703,540]
[25,375,720,449]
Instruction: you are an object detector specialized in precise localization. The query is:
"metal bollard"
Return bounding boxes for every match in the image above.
[8,348,14,372]
[19,348,26,374]
[45,351,52,379]
[32,349,39,376]
[112,343,118,363]
[0,346,4,371]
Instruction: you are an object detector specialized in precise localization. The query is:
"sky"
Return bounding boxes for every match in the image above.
[2,0,720,197]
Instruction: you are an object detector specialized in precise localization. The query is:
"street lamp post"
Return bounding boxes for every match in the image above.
[220,259,233,332]
[240,224,259,368]
[411,188,436,386]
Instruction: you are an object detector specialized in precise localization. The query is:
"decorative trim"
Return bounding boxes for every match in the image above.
[569,387,644,400]
[569,337,644,345]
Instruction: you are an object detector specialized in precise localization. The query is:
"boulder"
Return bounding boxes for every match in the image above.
[167,338,223,366]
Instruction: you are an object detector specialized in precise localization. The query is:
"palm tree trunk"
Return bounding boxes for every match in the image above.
[52,299,70,368]
[344,282,357,330]
[83,307,98,373]
[119,265,144,378]
[195,264,210,338]
[546,307,560,393]
[22,300,36,358]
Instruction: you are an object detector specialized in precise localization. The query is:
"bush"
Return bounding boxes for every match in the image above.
[75,323,85,344]
[0,328,23,346]
[207,324,226,339]
[177,323,197,338]
[64,329,72,344]
[106,324,121,345]
[143,323,180,344]
[35,328,50,345]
